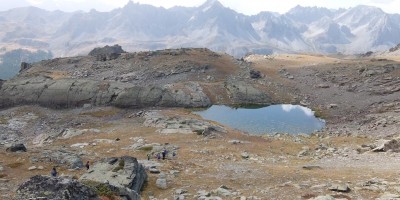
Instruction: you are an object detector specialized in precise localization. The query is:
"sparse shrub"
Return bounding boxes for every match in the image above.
[82,180,117,200]
[80,109,120,118]
[6,162,23,168]
[313,107,327,119]
[193,129,204,135]
[138,146,153,151]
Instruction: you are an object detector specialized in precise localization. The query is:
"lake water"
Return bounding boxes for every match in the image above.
[194,105,325,134]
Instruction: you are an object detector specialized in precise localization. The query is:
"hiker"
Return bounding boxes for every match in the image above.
[85,161,90,170]
[51,167,57,177]
[147,153,151,160]
[162,149,167,160]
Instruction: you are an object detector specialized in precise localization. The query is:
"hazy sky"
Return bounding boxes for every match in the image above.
[1,0,400,14]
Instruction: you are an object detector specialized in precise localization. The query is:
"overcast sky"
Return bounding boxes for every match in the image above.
[1,0,400,14]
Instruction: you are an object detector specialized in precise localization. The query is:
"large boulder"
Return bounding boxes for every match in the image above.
[88,44,125,61]
[79,156,147,200]
[15,175,99,200]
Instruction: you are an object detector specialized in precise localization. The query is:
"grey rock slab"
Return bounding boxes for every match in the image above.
[329,183,350,192]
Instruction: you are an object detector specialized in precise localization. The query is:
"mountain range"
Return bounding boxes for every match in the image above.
[1,0,400,58]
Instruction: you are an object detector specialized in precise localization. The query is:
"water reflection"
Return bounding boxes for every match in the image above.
[194,104,325,134]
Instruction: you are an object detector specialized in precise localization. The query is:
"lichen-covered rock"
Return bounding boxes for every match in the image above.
[15,175,99,200]
[79,156,147,200]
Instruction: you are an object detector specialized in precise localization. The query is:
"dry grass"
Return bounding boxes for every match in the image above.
[80,108,122,118]
[6,162,24,169]
[0,106,394,199]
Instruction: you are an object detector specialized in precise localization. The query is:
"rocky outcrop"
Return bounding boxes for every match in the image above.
[89,44,125,61]
[225,80,270,104]
[15,175,99,200]
[19,62,32,73]
[79,156,147,200]
[0,48,274,109]
[0,77,211,109]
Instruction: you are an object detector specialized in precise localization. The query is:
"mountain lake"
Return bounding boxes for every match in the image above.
[194,104,326,134]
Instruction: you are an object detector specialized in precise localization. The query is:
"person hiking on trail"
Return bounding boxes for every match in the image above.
[51,167,57,177]
[147,153,151,160]
[162,149,167,160]
[85,161,90,170]
[157,153,161,160]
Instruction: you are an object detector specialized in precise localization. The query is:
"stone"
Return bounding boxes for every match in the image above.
[15,175,98,200]
[327,104,338,109]
[37,166,44,170]
[79,156,147,199]
[302,165,322,170]
[229,140,241,144]
[214,185,232,196]
[241,152,250,159]
[6,143,27,152]
[329,183,350,192]
[0,165,3,172]
[28,166,37,171]
[297,146,311,157]
[156,173,168,189]
[317,84,330,88]
[372,139,400,152]
[149,167,160,174]
[197,190,211,197]
[311,195,335,200]
[249,70,262,79]
[175,188,188,195]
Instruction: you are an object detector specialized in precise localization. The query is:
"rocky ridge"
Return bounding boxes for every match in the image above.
[0,47,271,109]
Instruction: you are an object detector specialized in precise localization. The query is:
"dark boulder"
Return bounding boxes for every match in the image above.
[249,69,262,79]
[88,44,125,61]
[6,143,27,152]
[15,175,99,200]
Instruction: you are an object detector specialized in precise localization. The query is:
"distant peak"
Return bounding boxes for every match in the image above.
[201,0,223,8]
[352,5,384,13]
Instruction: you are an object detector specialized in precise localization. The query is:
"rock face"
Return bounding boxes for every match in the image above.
[15,175,99,200]
[79,156,147,199]
[88,44,125,61]
[0,77,211,109]
[225,80,271,104]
